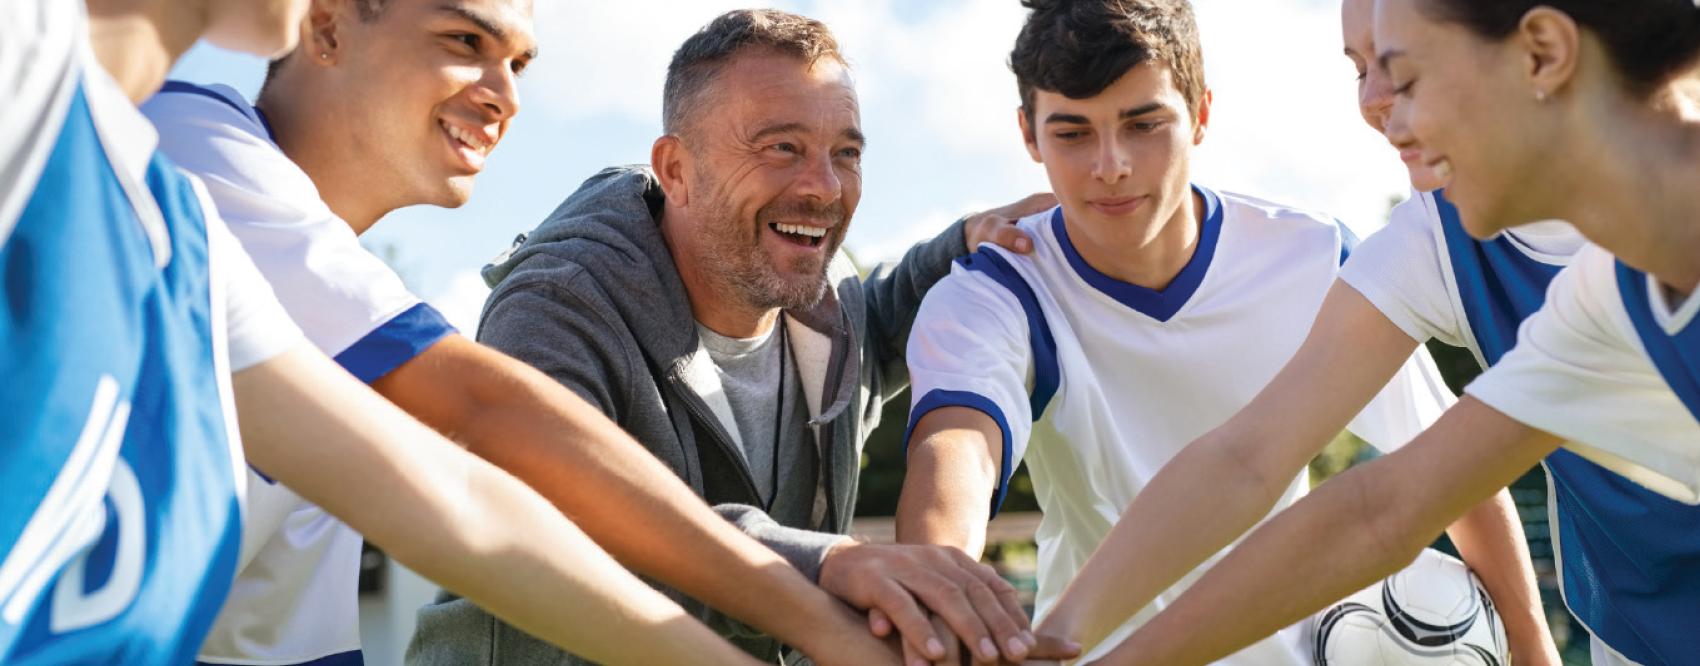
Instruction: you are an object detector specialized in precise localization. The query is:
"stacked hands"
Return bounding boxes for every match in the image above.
[817,541,1080,666]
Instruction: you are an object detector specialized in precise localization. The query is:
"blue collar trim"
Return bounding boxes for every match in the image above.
[1052,184,1222,322]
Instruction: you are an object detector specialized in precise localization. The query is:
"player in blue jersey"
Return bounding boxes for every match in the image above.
[0,1,787,663]
[892,0,1551,663]
[1073,1,1700,665]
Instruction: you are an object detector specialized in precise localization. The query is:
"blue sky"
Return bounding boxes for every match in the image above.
[169,0,1407,331]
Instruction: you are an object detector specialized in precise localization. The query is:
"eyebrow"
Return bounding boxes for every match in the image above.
[1043,101,1166,125]
[751,122,866,146]
[437,4,540,61]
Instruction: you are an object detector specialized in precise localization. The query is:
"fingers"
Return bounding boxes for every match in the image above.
[944,552,1032,662]
[907,569,1001,663]
[1024,632,1083,661]
[967,219,1034,254]
[875,581,948,663]
[869,608,894,638]
[968,558,1032,633]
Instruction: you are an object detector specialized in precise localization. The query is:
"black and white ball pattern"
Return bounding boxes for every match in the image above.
[1314,548,1510,665]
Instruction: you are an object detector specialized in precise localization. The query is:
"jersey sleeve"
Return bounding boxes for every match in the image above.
[141,88,454,383]
[1467,247,1700,503]
[904,263,1036,515]
[1339,193,1468,348]
[198,178,303,373]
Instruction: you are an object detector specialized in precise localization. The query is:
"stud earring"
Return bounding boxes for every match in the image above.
[1534,89,1548,102]
[320,52,330,60]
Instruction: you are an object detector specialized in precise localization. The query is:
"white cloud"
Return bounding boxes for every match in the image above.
[526,0,763,123]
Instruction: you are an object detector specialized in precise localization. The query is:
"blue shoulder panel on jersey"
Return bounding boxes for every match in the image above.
[157,81,249,118]
[954,248,1059,419]
[1543,450,1700,665]
[1053,185,1222,322]
[1334,219,1359,266]
[904,390,1016,518]
[1616,260,1700,423]
[1435,189,1564,363]
[1435,185,1700,663]
[332,303,457,384]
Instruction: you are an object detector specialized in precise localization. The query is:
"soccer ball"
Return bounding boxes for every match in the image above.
[1314,548,1509,665]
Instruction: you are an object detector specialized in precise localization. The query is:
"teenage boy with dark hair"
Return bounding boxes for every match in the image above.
[893,0,1545,662]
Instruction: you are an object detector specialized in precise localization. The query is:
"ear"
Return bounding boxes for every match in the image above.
[1192,87,1213,145]
[305,0,348,64]
[651,134,691,208]
[1516,7,1581,100]
[1017,107,1043,163]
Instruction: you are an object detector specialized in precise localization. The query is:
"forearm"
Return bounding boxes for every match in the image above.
[237,347,758,665]
[895,435,997,556]
[397,340,864,654]
[1445,490,1558,666]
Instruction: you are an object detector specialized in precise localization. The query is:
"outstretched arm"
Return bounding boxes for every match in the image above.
[371,335,892,665]
[1090,398,1560,666]
[235,343,767,666]
[1039,284,1553,664]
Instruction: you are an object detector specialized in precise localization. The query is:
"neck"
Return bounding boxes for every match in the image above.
[1551,89,1700,295]
[256,71,393,235]
[1066,188,1203,290]
[86,0,205,103]
[660,206,781,339]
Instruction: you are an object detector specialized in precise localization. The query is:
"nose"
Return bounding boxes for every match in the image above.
[792,149,843,208]
[1092,133,1132,185]
[1383,85,1416,148]
[470,63,521,124]
[1359,66,1393,134]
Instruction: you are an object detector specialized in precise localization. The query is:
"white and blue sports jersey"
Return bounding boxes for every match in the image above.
[1343,190,1700,666]
[905,187,1454,664]
[0,0,301,662]
[141,82,456,666]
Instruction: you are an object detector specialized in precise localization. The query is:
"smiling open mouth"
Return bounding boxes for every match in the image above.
[770,222,827,247]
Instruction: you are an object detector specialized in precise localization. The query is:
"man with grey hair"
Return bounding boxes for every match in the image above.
[408,8,1079,666]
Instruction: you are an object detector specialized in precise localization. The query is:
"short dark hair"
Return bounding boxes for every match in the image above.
[1010,0,1205,127]
[662,9,846,138]
[1420,0,1700,97]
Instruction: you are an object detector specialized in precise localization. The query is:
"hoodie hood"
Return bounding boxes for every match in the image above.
[480,165,703,364]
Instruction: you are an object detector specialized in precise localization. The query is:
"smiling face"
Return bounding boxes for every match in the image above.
[1020,61,1204,261]
[321,0,536,209]
[672,49,863,313]
[1343,0,1443,191]
[1374,0,1554,236]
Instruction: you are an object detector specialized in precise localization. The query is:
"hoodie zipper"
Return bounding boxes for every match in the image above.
[665,372,765,506]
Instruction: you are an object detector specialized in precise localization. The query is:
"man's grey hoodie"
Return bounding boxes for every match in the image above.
[405,165,970,665]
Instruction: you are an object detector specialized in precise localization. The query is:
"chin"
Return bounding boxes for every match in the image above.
[433,178,477,209]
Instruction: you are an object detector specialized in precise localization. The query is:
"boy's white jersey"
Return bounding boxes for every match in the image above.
[905,187,1453,664]
[141,83,456,665]
[1468,244,1700,504]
